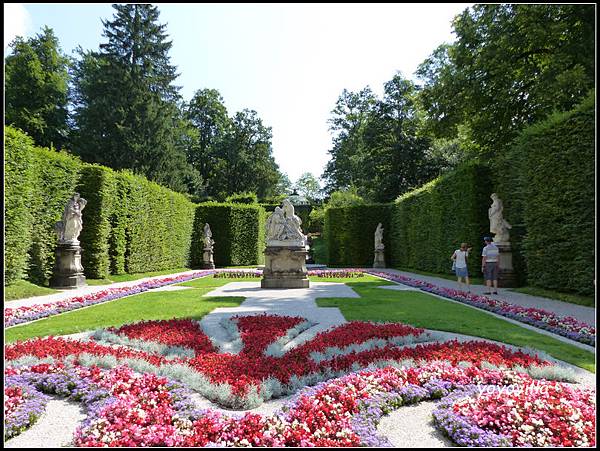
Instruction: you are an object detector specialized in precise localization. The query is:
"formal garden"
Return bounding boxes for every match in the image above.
[4,3,596,448]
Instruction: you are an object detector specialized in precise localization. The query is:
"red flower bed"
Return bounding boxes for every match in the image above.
[108,319,217,356]
[233,314,305,357]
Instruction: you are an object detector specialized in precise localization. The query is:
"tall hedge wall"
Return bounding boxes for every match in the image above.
[324,204,393,267]
[506,94,594,295]
[5,128,37,284]
[192,202,266,267]
[5,126,197,284]
[390,163,492,277]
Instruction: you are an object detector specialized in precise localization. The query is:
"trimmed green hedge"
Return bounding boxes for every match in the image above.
[324,204,393,267]
[192,202,266,267]
[5,126,198,284]
[512,94,595,295]
[390,163,492,277]
[5,128,36,285]
[27,146,83,285]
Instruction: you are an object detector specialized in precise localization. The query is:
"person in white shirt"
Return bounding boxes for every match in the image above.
[481,236,500,294]
[451,242,472,292]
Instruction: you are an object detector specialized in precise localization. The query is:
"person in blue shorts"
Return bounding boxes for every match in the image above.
[451,242,472,292]
[481,236,500,294]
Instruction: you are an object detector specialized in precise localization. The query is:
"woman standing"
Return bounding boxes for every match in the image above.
[451,242,472,292]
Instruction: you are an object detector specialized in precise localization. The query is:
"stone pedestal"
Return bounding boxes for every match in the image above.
[496,242,517,288]
[261,246,309,289]
[201,248,215,269]
[50,243,87,289]
[373,249,386,268]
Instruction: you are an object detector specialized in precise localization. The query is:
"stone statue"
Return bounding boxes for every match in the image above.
[374,223,384,250]
[266,206,286,242]
[55,193,87,245]
[281,199,304,242]
[489,193,512,243]
[202,223,214,250]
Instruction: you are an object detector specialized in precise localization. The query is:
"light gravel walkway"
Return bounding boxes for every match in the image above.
[377,401,451,448]
[371,268,596,326]
[4,398,86,448]
[199,281,354,350]
[4,270,201,310]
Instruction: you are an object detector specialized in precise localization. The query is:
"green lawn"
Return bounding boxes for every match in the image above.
[87,267,193,285]
[509,286,595,308]
[5,277,241,343]
[4,280,59,302]
[317,279,595,372]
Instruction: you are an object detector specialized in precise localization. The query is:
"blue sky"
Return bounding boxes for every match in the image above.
[5,3,472,183]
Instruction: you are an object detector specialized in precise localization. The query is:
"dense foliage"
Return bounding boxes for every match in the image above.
[192,202,266,267]
[390,163,491,277]
[497,94,595,295]
[322,75,445,202]
[416,4,595,160]
[5,26,70,150]
[324,205,393,267]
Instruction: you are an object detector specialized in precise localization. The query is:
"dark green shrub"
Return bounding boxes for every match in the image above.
[226,192,258,204]
[515,94,594,295]
[390,163,492,277]
[4,127,36,284]
[325,204,393,267]
[192,202,266,267]
[77,165,116,278]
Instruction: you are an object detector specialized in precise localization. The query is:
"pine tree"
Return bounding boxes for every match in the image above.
[5,26,70,149]
[71,4,192,192]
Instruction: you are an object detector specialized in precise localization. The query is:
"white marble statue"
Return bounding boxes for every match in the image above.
[266,200,305,245]
[55,193,87,245]
[202,223,214,250]
[374,223,384,250]
[489,193,512,244]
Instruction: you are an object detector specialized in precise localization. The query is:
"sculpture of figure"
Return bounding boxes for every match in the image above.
[281,199,304,242]
[202,223,214,250]
[266,207,286,241]
[489,193,512,243]
[374,223,384,250]
[55,193,87,244]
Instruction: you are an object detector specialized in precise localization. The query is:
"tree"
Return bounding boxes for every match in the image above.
[5,26,70,149]
[416,4,595,158]
[294,172,322,201]
[71,4,193,193]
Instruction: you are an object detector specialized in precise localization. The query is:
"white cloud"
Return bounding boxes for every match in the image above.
[4,3,31,49]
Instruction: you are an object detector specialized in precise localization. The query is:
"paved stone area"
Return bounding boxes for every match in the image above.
[200,281,355,350]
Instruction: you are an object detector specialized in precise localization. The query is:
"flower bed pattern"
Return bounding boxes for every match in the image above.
[4,271,216,328]
[6,315,556,410]
[5,362,594,447]
[368,271,596,346]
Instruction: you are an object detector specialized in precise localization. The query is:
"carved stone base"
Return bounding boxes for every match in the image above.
[373,249,386,268]
[201,249,215,269]
[496,243,517,288]
[51,243,87,289]
[261,246,309,289]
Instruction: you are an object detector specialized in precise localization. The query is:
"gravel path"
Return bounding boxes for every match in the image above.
[4,398,86,448]
[374,268,596,326]
[377,401,451,448]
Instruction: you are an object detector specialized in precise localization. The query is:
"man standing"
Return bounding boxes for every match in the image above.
[481,236,499,294]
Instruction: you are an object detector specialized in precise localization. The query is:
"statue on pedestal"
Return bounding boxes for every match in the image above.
[373,222,385,268]
[488,193,512,244]
[262,199,309,288]
[202,223,215,269]
[51,193,87,289]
